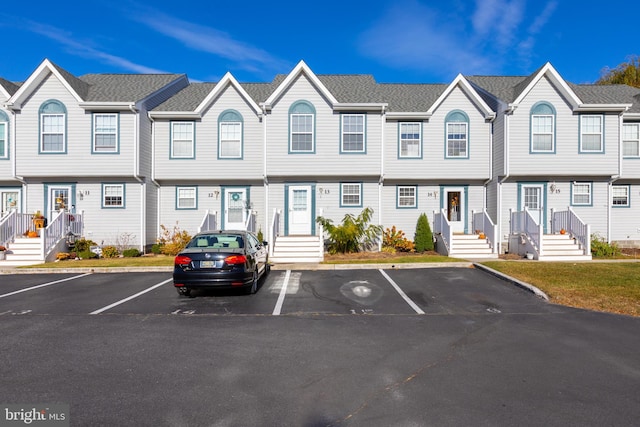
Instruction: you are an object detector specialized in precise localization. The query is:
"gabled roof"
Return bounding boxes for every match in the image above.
[426,74,495,120]
[0,77,20,99]
[7,58,186,111]
[194,72,261,116]
[263,60,339,108]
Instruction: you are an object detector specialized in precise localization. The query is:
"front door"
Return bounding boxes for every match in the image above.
[48,186,72,217]
[444,187,465,233]
[288,185,312,235]
[224,188,248,230]
[520,184,545,226]
[1,190,20,217]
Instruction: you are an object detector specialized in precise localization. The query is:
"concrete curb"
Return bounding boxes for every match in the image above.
[473,262,549,300]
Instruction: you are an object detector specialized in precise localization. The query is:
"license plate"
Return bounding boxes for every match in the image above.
[200,260,215,268]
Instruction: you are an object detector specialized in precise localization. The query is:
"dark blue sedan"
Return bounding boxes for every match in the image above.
[173,230,269,296]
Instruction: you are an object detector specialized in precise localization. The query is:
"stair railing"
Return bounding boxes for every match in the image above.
[552,207,591,256]
[472,209,497,253]
[0,211,33,248]
[433,209,452,255]
[269,208,281,258]
[197,210,217,233]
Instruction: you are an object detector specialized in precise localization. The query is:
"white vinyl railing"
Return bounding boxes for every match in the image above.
[197,210,217,233]
[510,208,543,256]
[42,211,84,259]
[472,209,497,253]
[244,209,256,233]
[269,208,281,258]
[433,209,452,254]
[317,208,324,259]
[551,207,591,255]
[0,211,32,247]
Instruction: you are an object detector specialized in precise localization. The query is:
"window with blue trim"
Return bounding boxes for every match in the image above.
[219,110,243,159]
[171,122,195,158]
[341,183,362,207]
[40,100,66,153]
[531,102,555,153]
[445,111,468,158]
[102,184,124,208]
[572,182,592,206]
[176,186,197,209]
[623,123,639,157]
[0,111,8,159]
[399,123,421,158]
[289,101,315,153]
[397,186,417,208]
[580,115,603,152]
[93,113,118,153]
[612,185,630,207]
[341,114,365,153]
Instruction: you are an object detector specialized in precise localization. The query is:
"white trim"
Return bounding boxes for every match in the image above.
[428,74,495,120]
[264,60,338,108]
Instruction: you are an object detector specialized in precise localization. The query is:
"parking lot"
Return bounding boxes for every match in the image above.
[1,267,639,426]
[0,267,556,317]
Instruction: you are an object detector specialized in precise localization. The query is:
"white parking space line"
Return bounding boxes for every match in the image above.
[272,270,291,316]
[90,278,172,315]
[379,269,425,315]
[0,273,93,299]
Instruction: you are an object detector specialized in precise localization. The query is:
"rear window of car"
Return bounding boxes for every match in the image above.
[187,234,244,249]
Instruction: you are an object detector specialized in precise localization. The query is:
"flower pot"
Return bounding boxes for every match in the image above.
[526,253,534,260]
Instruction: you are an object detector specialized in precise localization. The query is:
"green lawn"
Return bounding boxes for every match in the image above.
[482,261,640,317]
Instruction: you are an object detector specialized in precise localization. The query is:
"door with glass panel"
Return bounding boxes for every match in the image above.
[520,184,545,227]
[288,185,312,235]
[1,191,20,217]
[224,188,247,230]
[48,186,72,217]
[444,188,465,233]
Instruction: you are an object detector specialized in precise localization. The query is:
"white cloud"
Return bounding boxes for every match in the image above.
[126,4,288,76]
[22,20,168,74]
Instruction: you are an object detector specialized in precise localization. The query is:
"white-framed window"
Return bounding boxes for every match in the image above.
[0,112,7,159]
[397,186,417,208]
[102,184,124,208]
[176,186,197,209]
[41,114,65,152]
[612,185,630,207]
[340,183,362,207]
[531,102,555,153]
[445,111,469,158]
[218,110,243,159]
[399,123,421,158]
[171,122,195,158]
[289,101,315,153]
[341,114,365,153]
[623,123,639,157]
[572,182,592,206]
[580,115,603,152]
[93,113,118,153]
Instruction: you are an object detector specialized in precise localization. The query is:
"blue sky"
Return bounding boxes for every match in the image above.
[1,0,638,85]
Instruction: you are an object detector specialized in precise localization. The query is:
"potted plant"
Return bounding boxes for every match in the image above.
[33,210,45,229]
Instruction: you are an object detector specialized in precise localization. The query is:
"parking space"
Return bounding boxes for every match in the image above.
[0,266,554,317]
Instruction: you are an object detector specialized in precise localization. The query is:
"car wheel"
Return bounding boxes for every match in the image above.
[248,271,258,294]
[177,287,191,297]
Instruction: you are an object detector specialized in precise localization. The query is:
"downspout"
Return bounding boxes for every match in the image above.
[131,104,145,252]
[148,113,161,248]
[9,108,28,214]
[607,112,625,243]
[498,111,511,253]
[378,105,386,251]
[262,105,268,240]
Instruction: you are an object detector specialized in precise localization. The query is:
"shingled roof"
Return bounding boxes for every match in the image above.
[0,77,20,97]
[79,73,186,103]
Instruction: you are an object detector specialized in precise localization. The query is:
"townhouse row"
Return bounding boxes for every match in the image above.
[1,59,639,258]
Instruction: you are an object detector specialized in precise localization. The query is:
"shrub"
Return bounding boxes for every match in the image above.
[591,234,621,258]
[56,252,70,261]
[78,250,98,260]
[74,238,97,253]
[157,223,192,256]
[101,245,120,259]
[383,226,415,252]
[316,207,383,254]
[414,213,434,252]
[122,248,142,258]
[150,244,162,255]
[114,232,136,253]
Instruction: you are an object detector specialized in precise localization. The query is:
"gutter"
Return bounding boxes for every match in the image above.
[8,108,28,213]
[148,113,162,247]
[130,104,146,252]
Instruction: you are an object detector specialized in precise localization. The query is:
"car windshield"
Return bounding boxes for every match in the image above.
[187,234,244,249]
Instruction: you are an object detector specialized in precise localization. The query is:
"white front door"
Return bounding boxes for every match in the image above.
[224,188,247,230]
[288,185,312,235]
[444,188,465,233]
[1,190,20,217]
[520,184,544,226]
[48,186,72,217]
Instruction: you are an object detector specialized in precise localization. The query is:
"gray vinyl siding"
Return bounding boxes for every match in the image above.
[158,184,266,236]
[14,74,137,177]
[492,111,506,178]
[508,76,618,176]
[385,87,491,181]
[611,184,640,241]
[153,85,263,181]
[266,75,382,178]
